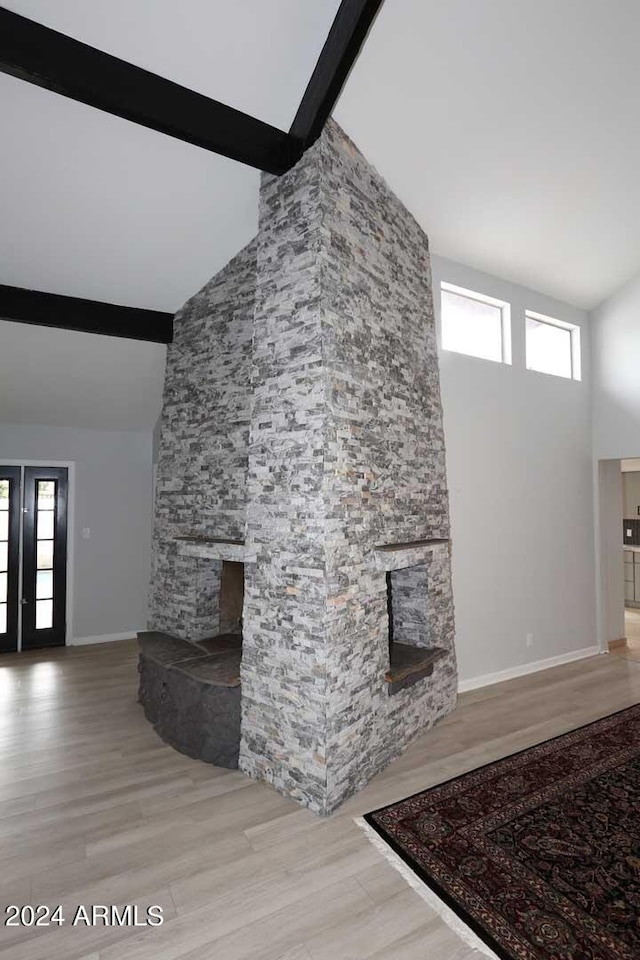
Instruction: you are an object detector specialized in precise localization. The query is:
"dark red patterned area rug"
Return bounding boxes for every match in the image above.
[358,705,640,960]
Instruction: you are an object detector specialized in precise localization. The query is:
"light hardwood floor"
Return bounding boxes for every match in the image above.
[608,608,640,661]
[1,641,639,959]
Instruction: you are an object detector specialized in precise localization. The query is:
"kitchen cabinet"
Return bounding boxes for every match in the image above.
[624,549,640,607]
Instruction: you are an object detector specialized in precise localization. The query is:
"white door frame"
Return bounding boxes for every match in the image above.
[0,459,75,648]
[594,457,627,655]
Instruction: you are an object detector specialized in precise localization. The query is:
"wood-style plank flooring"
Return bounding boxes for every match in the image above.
[614,607,640,661]
[1,640,639,959]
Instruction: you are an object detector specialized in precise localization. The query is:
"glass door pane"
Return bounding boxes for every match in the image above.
[21,467,68,650]
[0,480,6,641]
[0,468,20,654]
[34,480,56,630]
[36,570,53,599]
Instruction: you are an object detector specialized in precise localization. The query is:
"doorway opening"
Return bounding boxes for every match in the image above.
[0,465,69,654]
[597,457,640,664]
[619,459,640,662]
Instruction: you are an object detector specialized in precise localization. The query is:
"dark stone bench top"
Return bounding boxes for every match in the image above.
[170,652,241,688]
[138,631,241,687]
[138,631,199,666]
[197,634,242,655]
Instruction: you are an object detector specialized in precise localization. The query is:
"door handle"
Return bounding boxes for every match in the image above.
[20,599,27,605]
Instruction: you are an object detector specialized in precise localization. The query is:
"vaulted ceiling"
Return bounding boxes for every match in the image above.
[0,318,166,430]
[335,0,640,312]
[4,0,640,314]
[2,0,640,429]
[0,0,341,312]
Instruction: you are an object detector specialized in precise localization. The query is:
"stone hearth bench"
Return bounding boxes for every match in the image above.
[137,631,241,769]
[385,643,447,696]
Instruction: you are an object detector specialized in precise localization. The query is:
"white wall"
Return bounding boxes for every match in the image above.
[595,460,625,647]
[431,255,597,685]
[591,272,640,461]
[0,422,153,641]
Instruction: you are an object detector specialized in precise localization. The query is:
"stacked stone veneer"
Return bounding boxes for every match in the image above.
[389,565,430,647]
[149,120,457,814]
[149,240,256,641]
[239,121,456,813]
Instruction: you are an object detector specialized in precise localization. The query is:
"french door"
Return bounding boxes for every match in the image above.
[0,467,20,653]
[0,465,68,653]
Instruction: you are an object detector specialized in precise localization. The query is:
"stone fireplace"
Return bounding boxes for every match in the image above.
[141,120,457,814]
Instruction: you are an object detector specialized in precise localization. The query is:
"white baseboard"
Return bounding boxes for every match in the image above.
[69,631,140,647]
[457,645,601,694]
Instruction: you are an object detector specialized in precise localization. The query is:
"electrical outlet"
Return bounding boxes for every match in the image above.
[82,527,91,540]
[627,529,633,538]
[526,633,534,648]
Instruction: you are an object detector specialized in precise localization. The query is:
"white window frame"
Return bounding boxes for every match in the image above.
[525,310,581,381]
[440,282,512,365]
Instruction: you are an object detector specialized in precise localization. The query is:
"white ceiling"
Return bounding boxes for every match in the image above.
[0,319,166,430]
[2,0,640,431]
[3,0,640,314]
[3,0,341,129]
[336,0,640,311]
[0,0,340,311]
[0,1,339,431]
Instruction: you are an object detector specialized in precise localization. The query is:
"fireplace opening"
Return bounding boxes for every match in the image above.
[385,564,446,695]
[195,560,244,667]
[219,560,244,635]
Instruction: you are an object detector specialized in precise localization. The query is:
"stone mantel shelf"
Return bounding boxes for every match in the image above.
[176,536,256,564]
[374,538,450,572]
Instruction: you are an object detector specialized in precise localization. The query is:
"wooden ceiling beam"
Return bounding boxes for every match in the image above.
[0,284,173,343]
[0,7,300,176]
[0,2,385,330]
[290,0,384,148]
